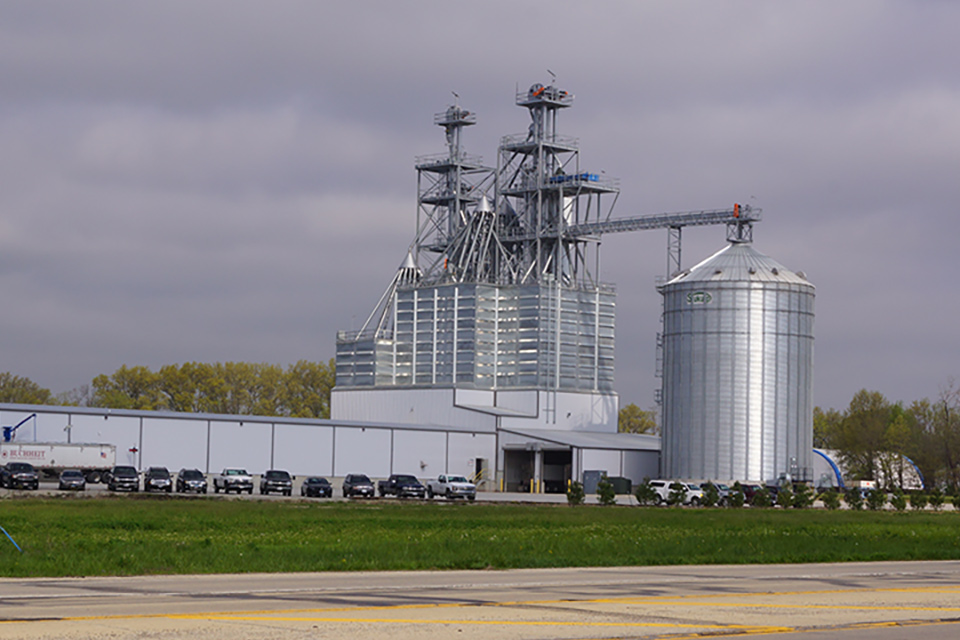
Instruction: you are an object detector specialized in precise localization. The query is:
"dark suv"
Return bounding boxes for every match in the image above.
[1,462,40,490]
[107,465,140,492]
[259,469,293,496]
[342,473,375,498]
[176,468,208,494]
[144,466,173,492]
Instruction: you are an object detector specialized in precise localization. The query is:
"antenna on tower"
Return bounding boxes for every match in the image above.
[547,69,556,83]
[451,91,459,106]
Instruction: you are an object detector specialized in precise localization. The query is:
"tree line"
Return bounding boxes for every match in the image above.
[815,385,960,492]
[0,360,335,419]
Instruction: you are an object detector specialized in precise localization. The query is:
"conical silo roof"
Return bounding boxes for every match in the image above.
[665,242,812,287]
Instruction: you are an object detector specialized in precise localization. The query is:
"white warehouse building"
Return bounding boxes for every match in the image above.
[0,402,658,491]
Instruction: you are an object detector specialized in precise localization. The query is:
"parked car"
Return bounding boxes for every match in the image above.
[144,466,173,493]
[213,468,254,494]
[342,473,375,498]
[107,465,140,492]
[300,476,333,498]
[260,469,293,496]
[683,482,704,506]
[1,462,40,490]
[378,474,426,499]
[58,468,87,491]
[425,474,477,500]
[646,480,672,504]
[176,468,208,494]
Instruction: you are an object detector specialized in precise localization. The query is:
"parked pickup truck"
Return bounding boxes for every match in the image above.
[377,474,426,499]
[426,474,476,500]
[213,468,254,494]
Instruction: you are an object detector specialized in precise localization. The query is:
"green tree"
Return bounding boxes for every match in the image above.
[0,373,53,405]
[909,492,929,511]
[813,406,843,449]
[835,390,895,482]
[792,484,813,509]
[701,481,720,507]
[91,365,163,410]
[566,480,585,506]
[866,488,887,511]
[844,487,864,511]
[890,488,907,511]
[752,487,773,508]
[618,403,657,434]
[820,489,841,510]
[633,478,658,506]
[596,476,617,506]
[282,359,336,419]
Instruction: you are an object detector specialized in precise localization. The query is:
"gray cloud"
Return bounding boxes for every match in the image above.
[1,1,958,412]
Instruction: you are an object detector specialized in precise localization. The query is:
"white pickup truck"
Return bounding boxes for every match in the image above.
[425,474,476,500]
[213,468,254,494]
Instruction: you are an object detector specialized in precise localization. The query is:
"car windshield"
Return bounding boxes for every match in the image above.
[395,475,418,483]
[114,467,137,477]
[61,470,83,478]
[147,468,169,478]
[448,476,469,483]
[8,463,34,472]
[226,469,248,476]
[353,475,371,483]
[266,471,290,479]
[181,470,203,479]
[308,477,328,484]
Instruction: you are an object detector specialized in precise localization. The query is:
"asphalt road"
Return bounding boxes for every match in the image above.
[1,561,958,639]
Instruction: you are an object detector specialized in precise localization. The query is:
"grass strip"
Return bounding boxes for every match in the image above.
[1,496,959,577]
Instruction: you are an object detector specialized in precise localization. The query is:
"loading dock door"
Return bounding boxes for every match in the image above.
[542,449,572,493]
[503,449,534,492]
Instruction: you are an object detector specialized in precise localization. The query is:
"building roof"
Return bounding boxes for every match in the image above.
[501,428,660,451]
[666,242,813,287]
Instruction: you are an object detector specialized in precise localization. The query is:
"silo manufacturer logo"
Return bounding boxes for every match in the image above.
[686,291,712,305]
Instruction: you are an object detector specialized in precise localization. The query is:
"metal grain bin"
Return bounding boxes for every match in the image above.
[660,241,815,484]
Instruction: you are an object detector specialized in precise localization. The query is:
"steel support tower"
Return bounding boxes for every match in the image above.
[335,82,759,428]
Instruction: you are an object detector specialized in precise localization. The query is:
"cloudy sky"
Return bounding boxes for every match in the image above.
[1,1,958,412]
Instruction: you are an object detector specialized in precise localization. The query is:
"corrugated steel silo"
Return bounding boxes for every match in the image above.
[660,241,814,483]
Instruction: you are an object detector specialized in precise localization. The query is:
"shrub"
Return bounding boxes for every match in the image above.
[792,484,813,509]
[596,477,617,506]
[952,492,960,511]
[701,482,719,507]
[928,488,944,512]
[890,489,907,511]
[634,479,658,506]
[866,488,887,511]
[844,487,864,511]
[667,481,688,506]
[776,486,793,509]
[909,492,929,511]
[566,480,585,506]
[752,487,773,508]
[820,489,840,510]
[726,485,745,508]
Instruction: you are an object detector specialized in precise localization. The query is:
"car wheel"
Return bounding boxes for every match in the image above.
[468,495,476,501]
[248,488,253,494]
[214,485,220,493]
[654,494,663,505]
[690,497,701,507]
[446,489,453,499]
[284,490,291,496]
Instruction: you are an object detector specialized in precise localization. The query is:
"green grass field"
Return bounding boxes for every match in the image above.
[1,496,959,577]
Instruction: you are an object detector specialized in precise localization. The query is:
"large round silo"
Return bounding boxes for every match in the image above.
[660,240,815,484]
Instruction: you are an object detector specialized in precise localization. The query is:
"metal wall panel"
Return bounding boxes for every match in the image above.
[272,424,335,476]
[141,417,207,472]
